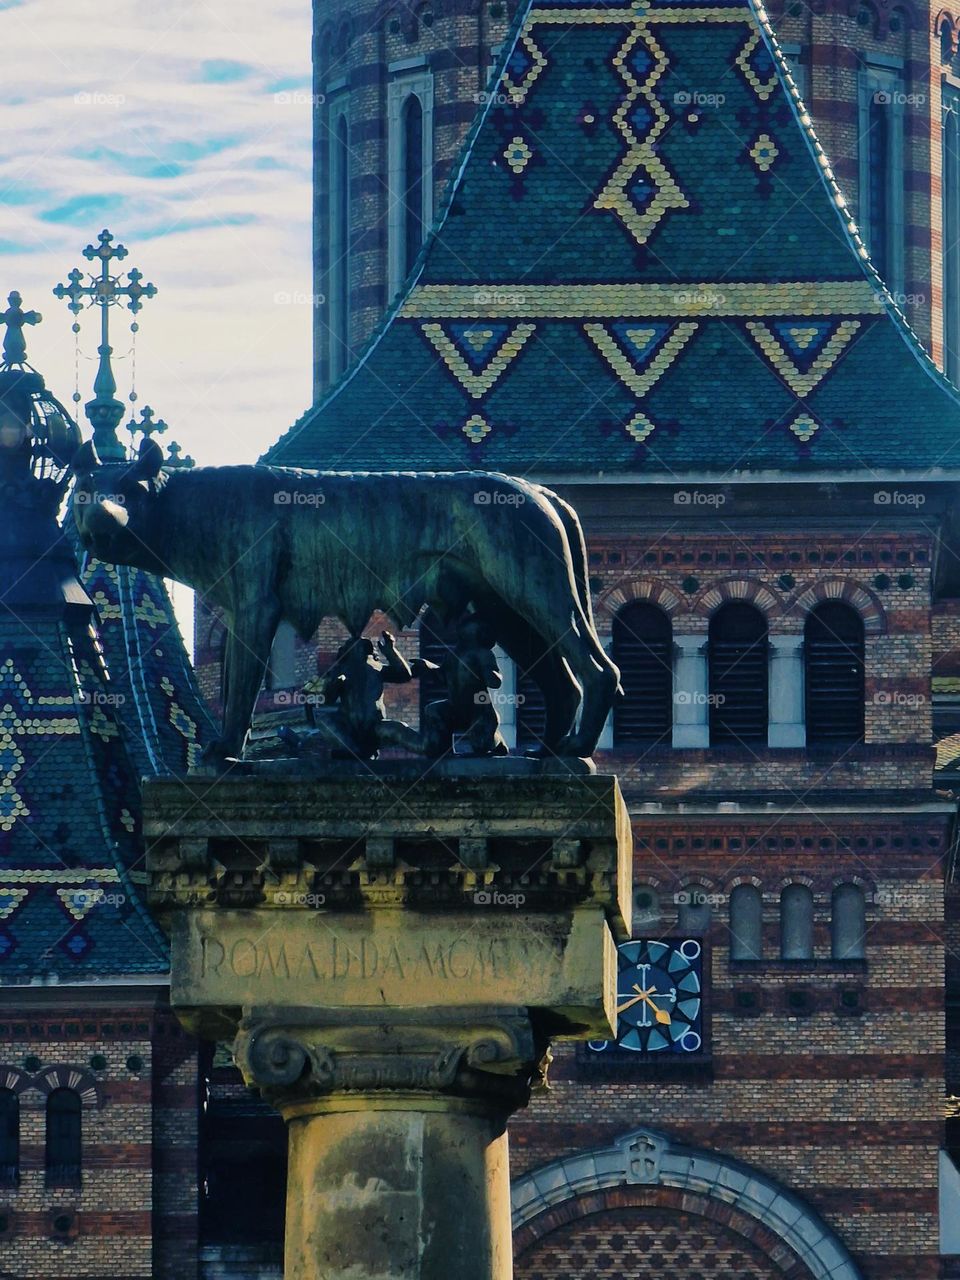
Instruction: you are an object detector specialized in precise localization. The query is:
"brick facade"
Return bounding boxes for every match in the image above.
[0,994,200,1280]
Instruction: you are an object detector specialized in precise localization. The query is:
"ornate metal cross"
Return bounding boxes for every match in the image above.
[130,405,167,443]
[53,228,156,323]
[0,292,41,368]
[54,230,157,458]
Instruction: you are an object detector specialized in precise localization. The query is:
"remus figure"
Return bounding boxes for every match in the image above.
[299,630,413,760]
[419,613,508,758]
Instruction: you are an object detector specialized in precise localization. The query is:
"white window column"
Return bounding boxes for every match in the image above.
[672,635,709,748]
[495,647,517,751]
[768,634,805,747]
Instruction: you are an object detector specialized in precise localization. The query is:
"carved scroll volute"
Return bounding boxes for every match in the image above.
[233,1019,324,1096]
[231,1012,542,1110]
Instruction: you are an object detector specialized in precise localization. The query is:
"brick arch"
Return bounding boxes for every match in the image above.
[694,578,780,618]
[595,579,683,629]
[0,1067,31,1095]
[36,1067,102,1109]
[512,1127,863,1280]
[789,578,886,635]
[727,873,764,891]
[936,9,960,56]
[847,0,917,39]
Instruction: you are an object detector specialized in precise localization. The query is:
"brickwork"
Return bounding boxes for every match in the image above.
[313,0,518,392]
[515,1202,789,1279]
[0,998,199,1280]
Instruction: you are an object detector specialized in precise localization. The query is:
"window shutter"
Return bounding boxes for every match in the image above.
[612,603,672,745]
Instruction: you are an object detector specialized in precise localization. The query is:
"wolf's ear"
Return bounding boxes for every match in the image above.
[132,437,164,481]
[71,440,100,475]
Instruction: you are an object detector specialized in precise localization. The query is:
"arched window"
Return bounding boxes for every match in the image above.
[0,1090,19,1186]
[708,603,768,745]
[678,884,711,934]
[46,1089,81,1188]
[804,602,865,746]
[612,603,672,746]
[329,111,350,378]
[729,885,763,961]
[832,883,866,960]
[401,94,425,279]
[780,884,814,960]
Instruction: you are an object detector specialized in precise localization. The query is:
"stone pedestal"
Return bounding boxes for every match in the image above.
[145,767,631,1280]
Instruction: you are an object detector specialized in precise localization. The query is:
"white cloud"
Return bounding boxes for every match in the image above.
[0,0,313,467]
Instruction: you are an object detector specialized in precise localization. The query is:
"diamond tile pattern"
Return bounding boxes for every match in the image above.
[267,0,960,473]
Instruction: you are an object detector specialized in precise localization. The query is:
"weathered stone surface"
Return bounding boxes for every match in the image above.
[145,771,632,1280]
[172,908,616,1036]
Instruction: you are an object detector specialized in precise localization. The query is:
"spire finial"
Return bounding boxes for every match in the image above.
[53,230,157,462]
[0,292,42,369]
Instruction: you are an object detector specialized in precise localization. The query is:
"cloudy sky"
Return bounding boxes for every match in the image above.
[1,0,313,469]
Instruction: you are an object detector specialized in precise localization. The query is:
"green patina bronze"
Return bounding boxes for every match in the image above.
[71,442,619,763]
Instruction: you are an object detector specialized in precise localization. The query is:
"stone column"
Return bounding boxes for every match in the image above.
[768,634,805,747]
[235,1009,534,1280]
[145,767,631,1280]
[672,635,709,747]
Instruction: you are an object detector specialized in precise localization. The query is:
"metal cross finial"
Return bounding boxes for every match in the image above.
[1,292,42,368]
[54,228,157,323]
[130,405,168,442]
[54,229,157,460]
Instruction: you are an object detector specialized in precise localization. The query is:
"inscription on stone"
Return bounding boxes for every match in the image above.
[200,934,536,984]
[170,908,616,1034]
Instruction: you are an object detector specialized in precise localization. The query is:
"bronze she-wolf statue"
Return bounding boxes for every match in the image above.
[71,439,620,762]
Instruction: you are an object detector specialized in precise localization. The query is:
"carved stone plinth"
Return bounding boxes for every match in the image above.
[144,769,631,1280]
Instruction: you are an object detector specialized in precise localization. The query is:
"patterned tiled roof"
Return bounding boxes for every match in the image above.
[75,545,217,779]
[0,575,167,979]
[267,0,960,474]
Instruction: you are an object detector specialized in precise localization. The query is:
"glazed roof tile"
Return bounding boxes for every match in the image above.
[266,0,960,475]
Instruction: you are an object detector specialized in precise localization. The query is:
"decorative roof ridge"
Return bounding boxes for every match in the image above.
[69,629,169,971]
[751,0,960,407]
